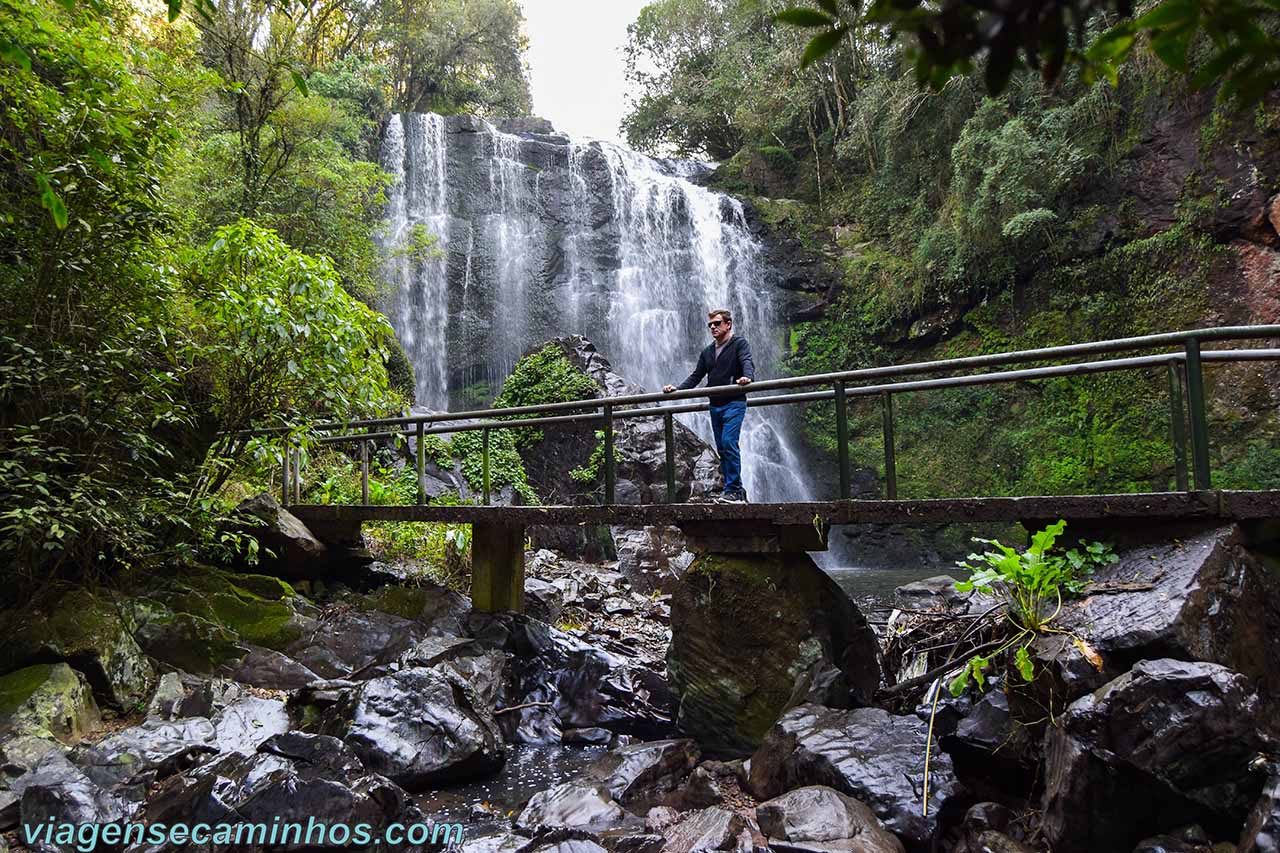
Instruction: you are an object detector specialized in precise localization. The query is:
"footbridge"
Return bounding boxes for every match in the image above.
[246,325,1280,612]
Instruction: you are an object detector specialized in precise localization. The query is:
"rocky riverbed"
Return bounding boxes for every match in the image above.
[1,507,1278,853]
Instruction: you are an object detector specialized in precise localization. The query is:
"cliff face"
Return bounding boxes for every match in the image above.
[724,85,1280,499]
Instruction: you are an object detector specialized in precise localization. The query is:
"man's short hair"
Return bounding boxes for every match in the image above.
[708,309,732,323]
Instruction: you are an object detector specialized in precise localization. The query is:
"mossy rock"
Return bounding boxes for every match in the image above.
[0,589,155,711]
[668,552,879,757]
[166,569,303,652]
[0,663,100,744]
[134,610,248,676]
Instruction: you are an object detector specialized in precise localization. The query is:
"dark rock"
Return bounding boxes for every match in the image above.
[667,766,725,811]
[233,493,329,579]
[912,680,974,739]
[210,696,290,755]
[1133,824,1220,852]
[400,634,485,668]
[609,834,665,853]
[583,739,699,808]
[943,687,1037,800]
[18,751,132,852]
[1240,763,1280,853]
[141,732,420,850]
[325,666,504,790]
[612,527,696,596]
[565,727,614,745]
[225,645,318,690]
[515,781,630,833]
[0,664,99,744]
[527,578,567,625]
[145,672,186,720]
[893,576,994,614]
[0,588,155,710]
[71,717,216,794]
[469,613,672,739]
[1030,525,1280,706]
[646,806,681,833]
[755,785,904,853]
[1040,659,1268,853]
[668,553,879,757]
[285,607,428,680]
[0,736,63,830]
[660,807,745,852]
[358,580,473,637]
[748,704,961,852]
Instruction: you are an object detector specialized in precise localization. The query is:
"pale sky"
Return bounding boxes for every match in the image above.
[519,0,654,144]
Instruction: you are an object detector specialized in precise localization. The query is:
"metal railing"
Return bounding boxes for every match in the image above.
[257,325,1280,507]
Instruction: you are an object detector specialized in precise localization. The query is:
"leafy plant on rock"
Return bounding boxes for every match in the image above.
[949,519,1116,695]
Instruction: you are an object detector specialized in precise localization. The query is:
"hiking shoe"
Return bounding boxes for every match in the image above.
[716,490,748,503]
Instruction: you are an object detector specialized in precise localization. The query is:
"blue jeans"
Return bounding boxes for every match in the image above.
[709,399,746,495]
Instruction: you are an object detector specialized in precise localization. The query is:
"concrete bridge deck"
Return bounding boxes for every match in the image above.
[289,490,1280,613]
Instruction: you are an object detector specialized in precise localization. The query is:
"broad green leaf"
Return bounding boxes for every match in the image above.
[35,175,68,230]
[1,39,31,71]
[1015,646,1034,681]
[949,668,970,697]
[800,25,848,68]
[1085,24,1137,62]
[1151,26,1194,72]
[1135,0,1197,29]
[167,0,182,21]
[290,70,309,97]
[775,8,835,27]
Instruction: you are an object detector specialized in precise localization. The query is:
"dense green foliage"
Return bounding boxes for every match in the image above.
[0,0,531,603]
[490,343,601,446]
[625,0,1279,499]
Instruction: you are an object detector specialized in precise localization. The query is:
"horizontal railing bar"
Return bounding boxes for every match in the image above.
[240,325,1280,437]
[308,348,1280,445]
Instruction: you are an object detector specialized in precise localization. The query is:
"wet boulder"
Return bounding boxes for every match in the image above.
[515,781,630,833]
[141,732,420,849]
[357,579,473,638]
[1030,525,1280,705]
[666,766,726,811]
[1040,659,1269,853]
[0,736,63,829]
[756,785,905,853]
[15,751,132,850]
[225,645,318,689]
[582,739,700,808]
[1240,763,1280,853]
[210,696,290,755]
[71,717,217,795]
[324,665,505,790]
[285,607,427,680]
[233,492,329,579]
[668,552,880,757]
[659,807,748,853]
[0,664,99,745]
[0,588,155,710]
[469,613,672,740]
[1133,824,1227,852]
[748,704,961,852]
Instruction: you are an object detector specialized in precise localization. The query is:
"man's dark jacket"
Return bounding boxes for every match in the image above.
[677,336,755,403]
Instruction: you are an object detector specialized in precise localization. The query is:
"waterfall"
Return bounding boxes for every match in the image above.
[380,113,810,502]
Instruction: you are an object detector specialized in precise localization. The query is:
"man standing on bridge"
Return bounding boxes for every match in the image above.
[663,308,754,502]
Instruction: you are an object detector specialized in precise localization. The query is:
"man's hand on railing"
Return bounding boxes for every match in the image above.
[662,384,676,393]
[736,377,752,386]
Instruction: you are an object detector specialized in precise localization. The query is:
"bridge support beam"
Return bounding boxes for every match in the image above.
[471,521,525,614]
[677,521,829,553]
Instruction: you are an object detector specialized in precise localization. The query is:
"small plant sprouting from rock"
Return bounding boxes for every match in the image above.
[948,519,1117,696]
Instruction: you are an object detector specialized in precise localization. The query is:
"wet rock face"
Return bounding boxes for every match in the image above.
[667,553,880,757]
[1240,764,1280,853]
[324,665,505,790]
[658,806,749,853]
[514,781,630,834]
[581,739,700,809]
[284,606,427,680]
[755,785,904,853]
[141,732,420,850]
[748,704,961,853]
[469,613,673,741]
[1030,525,1280,706]
[1040,659,1269,853]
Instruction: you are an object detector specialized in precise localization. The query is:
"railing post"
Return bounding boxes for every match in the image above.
[482,427,491,505]
[834,380,851,500]
[881,391,897,500]
[1184,337,1211,489]
[360,436,370,505]
[292,447,301,504]
[603,403,616,505]
[416,422,426,505]
[1167,361,1189,492]
[664,412,676,504]
[281,438,290,506]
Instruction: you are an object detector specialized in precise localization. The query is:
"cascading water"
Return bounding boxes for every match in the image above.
[380,113,810,502]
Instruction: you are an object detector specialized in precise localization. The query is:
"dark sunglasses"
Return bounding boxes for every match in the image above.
[707,319,727,329]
